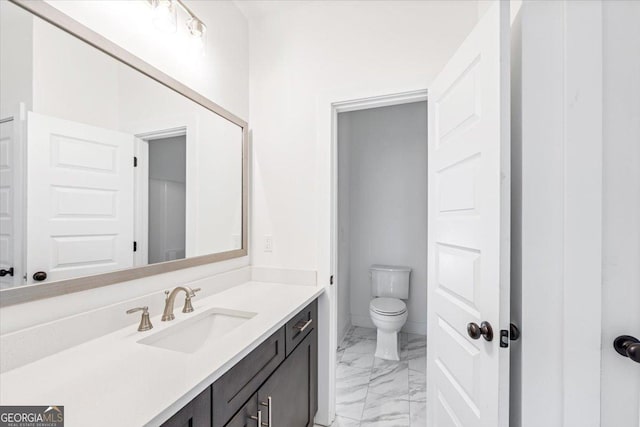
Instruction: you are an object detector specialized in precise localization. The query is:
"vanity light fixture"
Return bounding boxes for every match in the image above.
[148,0,207,50]
[187,15,207,52]
[150,0,177,33]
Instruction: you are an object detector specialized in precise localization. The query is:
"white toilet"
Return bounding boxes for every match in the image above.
[369,264,411,361]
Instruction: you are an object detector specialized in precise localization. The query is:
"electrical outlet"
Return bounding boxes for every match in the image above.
[264,235,273,252]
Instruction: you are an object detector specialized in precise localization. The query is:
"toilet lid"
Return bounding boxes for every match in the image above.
[370,298,407,315]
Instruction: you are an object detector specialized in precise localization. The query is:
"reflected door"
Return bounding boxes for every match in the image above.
[0,114,23,288]
[426,2,510,426]
[26,112,135,284]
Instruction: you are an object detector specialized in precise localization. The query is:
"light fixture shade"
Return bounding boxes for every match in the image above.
[151,0,177,33]
[187,17,207,54]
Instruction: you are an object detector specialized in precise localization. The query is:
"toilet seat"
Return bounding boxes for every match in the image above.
[370,297,407,316]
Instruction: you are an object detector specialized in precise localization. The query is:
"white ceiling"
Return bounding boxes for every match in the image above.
[232,0,309,22]
[233,0,483,23]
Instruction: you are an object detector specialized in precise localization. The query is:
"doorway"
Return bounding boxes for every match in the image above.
[135,129,188,267]
[147,134,187,264]
[330,90,428,426]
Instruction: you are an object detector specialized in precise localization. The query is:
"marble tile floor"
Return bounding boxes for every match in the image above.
[326,326,427,427]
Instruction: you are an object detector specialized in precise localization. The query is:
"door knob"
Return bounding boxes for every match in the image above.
[613,335,640,364]
[0,267,14,277]
[467,321,494,341]
[33,271,47,282]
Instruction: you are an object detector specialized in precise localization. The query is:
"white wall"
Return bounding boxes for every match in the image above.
[149,136,187,184]
[44,0,249,120]
[31,16,120,129]
[0,1,33,118]
[338,102,428,335]
[249,0,477,277]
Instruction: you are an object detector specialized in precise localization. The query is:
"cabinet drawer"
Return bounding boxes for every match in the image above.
[285,300,317,356]
[212,327,285,427]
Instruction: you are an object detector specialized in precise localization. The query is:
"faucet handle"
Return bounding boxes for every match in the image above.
[182,288,201,313]
[126,306,153,332]
[126,306,148,315]
[164,290,170,301]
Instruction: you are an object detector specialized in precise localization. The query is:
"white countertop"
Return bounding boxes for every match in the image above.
[0,281,324,426]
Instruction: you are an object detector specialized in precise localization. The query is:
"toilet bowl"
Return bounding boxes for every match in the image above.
[368,265,411,361]
[369,297,408,360]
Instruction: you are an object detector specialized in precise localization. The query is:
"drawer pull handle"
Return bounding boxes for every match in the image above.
[294,318,313,333]
[260,396,272,427]
[250,410,268,426]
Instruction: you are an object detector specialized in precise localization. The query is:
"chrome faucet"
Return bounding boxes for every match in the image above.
[161,286,201,321]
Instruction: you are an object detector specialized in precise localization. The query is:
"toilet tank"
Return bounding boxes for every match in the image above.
[370,265,411,299]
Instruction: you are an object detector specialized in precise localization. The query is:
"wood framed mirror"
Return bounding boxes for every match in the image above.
[0,0,248,306]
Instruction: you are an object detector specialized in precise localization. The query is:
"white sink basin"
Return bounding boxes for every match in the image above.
[138,307,256,354]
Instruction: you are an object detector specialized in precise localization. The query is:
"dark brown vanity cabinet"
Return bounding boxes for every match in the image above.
[160,299,318,427]
[212,329,286,426]
[161,387,212,427]
[257,329,318,427]
[224,394,259,427]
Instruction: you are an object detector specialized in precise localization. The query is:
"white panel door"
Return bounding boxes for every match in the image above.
[26,112,135,284]
[426,2,510,427]
[601,1,640,425]
[0,114,23,288]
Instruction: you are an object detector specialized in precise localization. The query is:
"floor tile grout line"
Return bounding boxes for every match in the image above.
[358,359,373,422]
[335,327,426,426]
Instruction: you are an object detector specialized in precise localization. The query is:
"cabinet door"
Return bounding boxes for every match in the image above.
[258,328,317,427]
[161,387,211,427]
[212,327,286,426]
[225,394,259,427]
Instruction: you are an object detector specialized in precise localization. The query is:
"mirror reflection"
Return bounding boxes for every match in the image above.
[0,1,244,289]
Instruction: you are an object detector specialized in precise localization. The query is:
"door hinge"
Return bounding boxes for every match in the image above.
[330,275,334,285]
[133,156,138,167]
[133,241,137,252]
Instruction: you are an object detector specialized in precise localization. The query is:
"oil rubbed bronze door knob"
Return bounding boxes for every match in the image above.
[33,271,47,282]
[614,335,640,364]
[467,321,494,342]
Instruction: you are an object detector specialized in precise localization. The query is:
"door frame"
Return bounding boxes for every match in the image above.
[322,89,427,425]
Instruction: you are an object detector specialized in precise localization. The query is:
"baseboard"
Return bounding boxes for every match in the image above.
[251,266,317,286]
[351,314,426,336]
[338,321,351,345]
[403,321,427,336]
[351,314,375,329]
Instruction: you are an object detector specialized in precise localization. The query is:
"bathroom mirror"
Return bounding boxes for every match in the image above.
[0,1,248,305]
